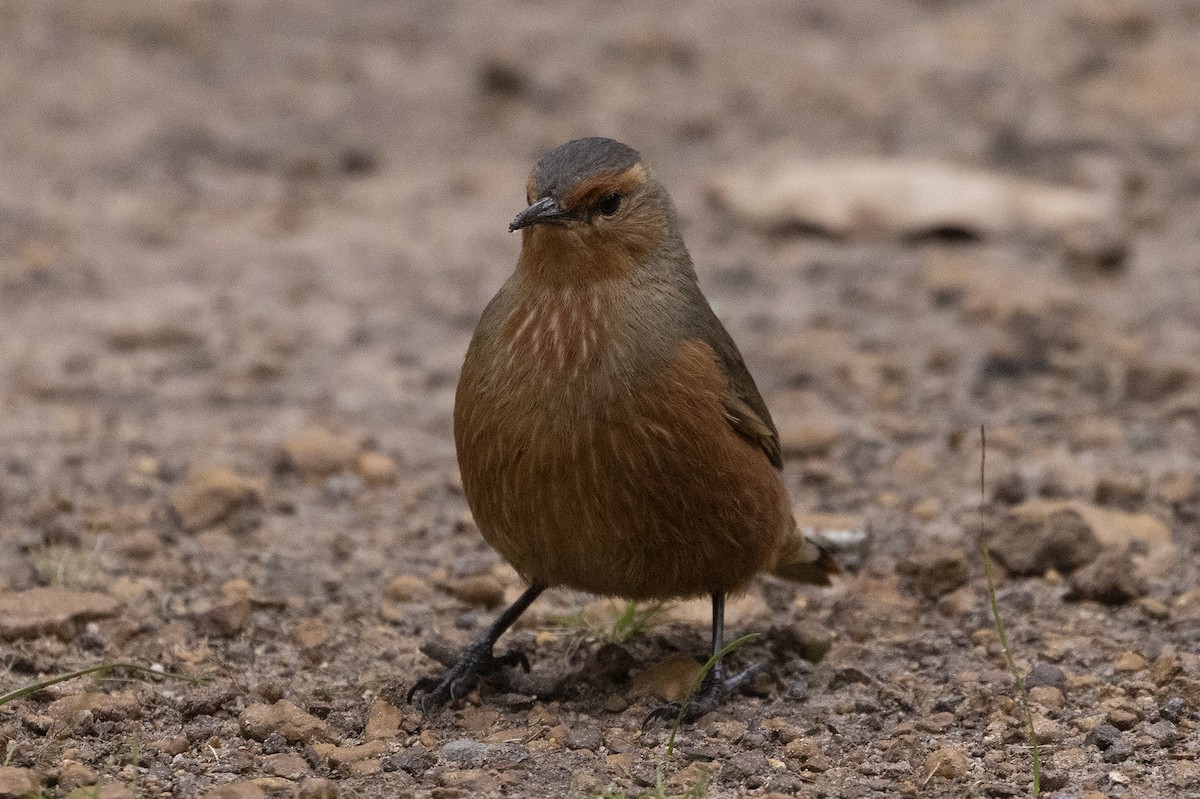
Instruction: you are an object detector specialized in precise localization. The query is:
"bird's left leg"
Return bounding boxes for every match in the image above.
[408,583,545,710]
[645,592,762,725]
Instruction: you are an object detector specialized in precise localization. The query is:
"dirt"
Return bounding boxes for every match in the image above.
[2,2,1200,797]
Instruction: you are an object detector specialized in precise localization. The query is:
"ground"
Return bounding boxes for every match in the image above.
[2,1,1199,798]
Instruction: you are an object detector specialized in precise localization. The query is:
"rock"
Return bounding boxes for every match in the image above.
[1026,662,1067,691]
[324,473,364,502]
[441,739,492,767]
[1157,472,1196,505]
[1106,706,1139,730]
[193,590,252,638]
[293,618,330,650]
[263,754,309,778]
[1068,549,1147,604]
[783,738,829,771]
[986,504,1100,575]
[198,782,267,799]
[669,761,719,790]
[356,452,400,486]
[71,782,135,799]
[770,620,833,663]
[989,500,1171,577]
[1151,654,1180,686]
[1126,361,1193,402]
[1139,597,1170,620]
[444,574,505,609]
[632,654,704,703]
[578,641,635,686]
[149,736,189,755]
[48,692,139,726]
[1069,503,1171,551]
[891,448,936,478]
[383,745,435,776]
[777,420,842,457]
[58,762,99,789]
[897,547,969,598]
[364,699,403,740]
[1085,723,1123,752]
[1146,720,1178,746]
[385,574,430,602]
[107,323,205,352]
[564,727,602,751]
[1160,696,1188,721]
[0,587,120,639]
[0,767,41,798]
[910,498,941,522]
[283,428,361,478]
[1069,416,1126,449]
[708,159,1122,255]
[170,466,261,532]
[1113,651,1148,673]
[438,769,498,795]
[917,712,956,734]
[1028,686,1064,709]
[326,740,387,767]
[1094,474,1146,508]
[239,700,337,744]
[1033,716,1066,743]
[298,778,339,799]
[118,530,162,559]
[923,746,969,780]
[724,750,768,782]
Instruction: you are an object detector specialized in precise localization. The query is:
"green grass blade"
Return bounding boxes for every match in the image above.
[666,632,759,756]
[0,662,205,706]
[979,426,1040,798]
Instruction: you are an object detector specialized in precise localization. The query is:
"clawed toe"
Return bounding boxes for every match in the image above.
[642,701,683,729]
[643,663,765,727]
[407,646,531,710]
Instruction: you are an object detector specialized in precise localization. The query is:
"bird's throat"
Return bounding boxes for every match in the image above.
[498,281,614,378]
[517,226,641,285]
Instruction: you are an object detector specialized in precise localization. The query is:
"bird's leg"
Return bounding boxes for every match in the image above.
[408,583,545,710]
[645,592,762,726]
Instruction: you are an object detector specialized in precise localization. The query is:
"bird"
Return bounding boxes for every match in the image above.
[409,137,837,721]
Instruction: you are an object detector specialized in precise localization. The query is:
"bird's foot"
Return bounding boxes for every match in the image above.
[643,663,764,727]
[407,640,530,711]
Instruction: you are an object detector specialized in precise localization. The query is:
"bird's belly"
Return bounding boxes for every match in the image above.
[454,345,788,600]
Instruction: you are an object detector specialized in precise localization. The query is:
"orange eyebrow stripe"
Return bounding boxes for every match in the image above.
[562,163,647,210]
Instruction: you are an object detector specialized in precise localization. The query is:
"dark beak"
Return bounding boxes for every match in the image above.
[510,196,567,232]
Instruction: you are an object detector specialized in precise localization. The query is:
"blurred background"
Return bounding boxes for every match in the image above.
[2,1,1199,796]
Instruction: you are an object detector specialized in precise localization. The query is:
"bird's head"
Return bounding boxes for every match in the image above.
[511,138,679,282]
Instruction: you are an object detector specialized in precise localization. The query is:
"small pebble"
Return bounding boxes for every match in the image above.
[924,746,969,779]
[1085,723,1122,751]
[445,575,505,609]
[1146,720,1178,746]
[1029,686,1064,709]
[298,778,339,799]
[1112,651,1148,673]
[1159,696,1187,722]
[1026,662,1067,691]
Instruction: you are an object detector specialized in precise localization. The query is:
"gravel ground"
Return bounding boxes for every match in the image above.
[2,2,1199,797]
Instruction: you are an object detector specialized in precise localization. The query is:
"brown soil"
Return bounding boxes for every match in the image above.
[2,2,1199,798]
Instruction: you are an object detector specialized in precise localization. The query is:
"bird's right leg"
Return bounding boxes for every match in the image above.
[408,583,545,710]
[644,592,762,725]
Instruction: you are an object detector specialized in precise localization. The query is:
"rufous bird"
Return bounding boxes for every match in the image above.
[410,137,837,720]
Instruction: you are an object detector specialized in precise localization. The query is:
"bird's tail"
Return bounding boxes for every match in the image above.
[771,517,841,585]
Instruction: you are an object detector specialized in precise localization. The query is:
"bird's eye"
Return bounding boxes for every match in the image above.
[597,192,621,216]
